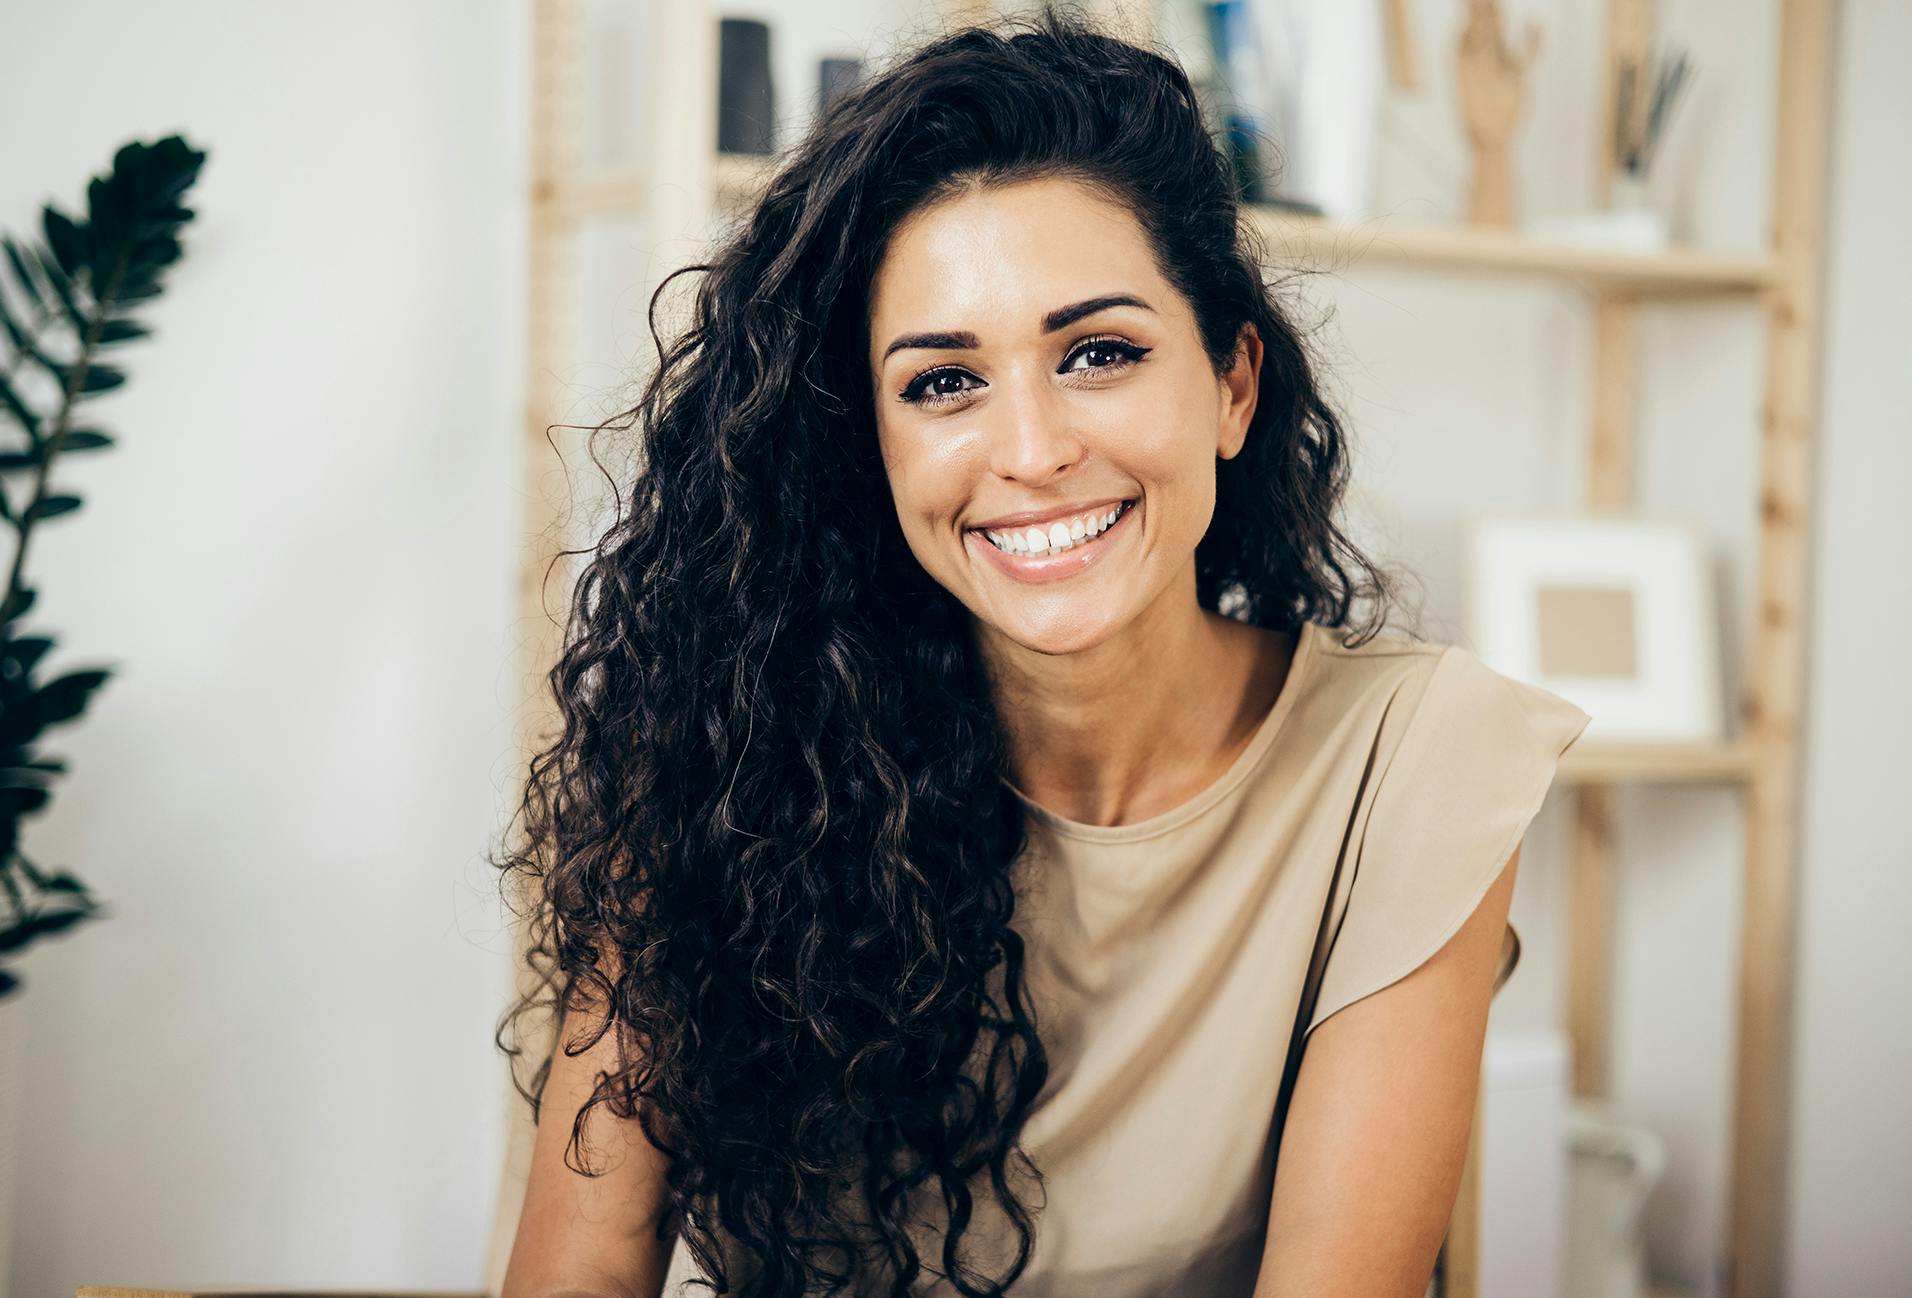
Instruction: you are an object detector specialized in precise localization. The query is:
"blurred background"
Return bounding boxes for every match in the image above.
[0,1,1905,1297]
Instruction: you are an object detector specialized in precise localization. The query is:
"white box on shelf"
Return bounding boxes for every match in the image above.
[1479,1029,1570,1298]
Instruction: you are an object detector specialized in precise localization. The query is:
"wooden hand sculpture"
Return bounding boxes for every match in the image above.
[1457,0,1542,227]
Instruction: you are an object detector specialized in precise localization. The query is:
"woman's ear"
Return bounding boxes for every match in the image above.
[1217,322,1263,461]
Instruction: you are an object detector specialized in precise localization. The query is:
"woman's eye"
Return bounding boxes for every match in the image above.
[1062,338,1150,375]
[899,367,982,407]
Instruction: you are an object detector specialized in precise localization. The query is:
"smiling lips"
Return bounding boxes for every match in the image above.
[968,499,1137,584]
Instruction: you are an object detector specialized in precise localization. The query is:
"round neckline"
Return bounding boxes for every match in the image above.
[1004,619,1320,844]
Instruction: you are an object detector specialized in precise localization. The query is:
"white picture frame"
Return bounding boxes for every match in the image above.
[1463,512,1724,744]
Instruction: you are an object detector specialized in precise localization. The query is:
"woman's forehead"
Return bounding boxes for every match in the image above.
[868,181,1164,345]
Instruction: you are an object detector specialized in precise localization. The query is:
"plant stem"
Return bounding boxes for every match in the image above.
[1,246,129,632]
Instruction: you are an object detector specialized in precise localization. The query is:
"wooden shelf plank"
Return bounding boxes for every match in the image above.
[1244,207,1780,298]
[1559,740,1757,785]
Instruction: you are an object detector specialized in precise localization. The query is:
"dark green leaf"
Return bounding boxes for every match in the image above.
[0,786,48,816]
[34,249,88,334]
[111,141,146,190]
[56,429,113,452]
[33,668,112,725]
[0,453,36,471]
[0,236,44,310]
[147,139,208,203]
[130,233,182,269]
[39,871,91,897]
[74,137,208,311]
[86,175,127,252]
[0,905,97,953]
[42,208,90,281]
[95,319,147,344]
[78,364,124,393]
[27,495,81,521]
[0,966,19,996]
[8,587,36,620]
[0,287,31,354]
[0,292,58,372]
[2,637,55,676]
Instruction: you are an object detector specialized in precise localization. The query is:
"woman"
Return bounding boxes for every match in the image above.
[497,9,1589,1298]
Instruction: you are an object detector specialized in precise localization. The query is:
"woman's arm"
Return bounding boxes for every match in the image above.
[499,981,680,1298]
[1250,843,1522,1298]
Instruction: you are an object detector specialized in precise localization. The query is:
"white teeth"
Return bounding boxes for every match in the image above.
[980,501,1129,556]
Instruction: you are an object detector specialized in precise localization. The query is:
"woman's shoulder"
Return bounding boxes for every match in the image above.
[1304,619,1448,671]
[1294,620,1589,758]
[1293,619,1449,715]
[1304,620,1563,693]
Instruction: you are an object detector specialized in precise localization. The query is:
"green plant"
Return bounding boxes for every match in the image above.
[0,134,206,999]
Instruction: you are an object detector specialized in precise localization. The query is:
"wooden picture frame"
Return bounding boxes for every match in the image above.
[1464,512,1725,744]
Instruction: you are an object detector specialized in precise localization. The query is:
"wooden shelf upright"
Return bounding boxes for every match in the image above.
[500,4,1833,1298]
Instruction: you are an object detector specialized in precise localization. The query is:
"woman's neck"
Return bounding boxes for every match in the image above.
[979,584,1296,829]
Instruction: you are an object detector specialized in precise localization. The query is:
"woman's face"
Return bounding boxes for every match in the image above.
[867,177,1260,658]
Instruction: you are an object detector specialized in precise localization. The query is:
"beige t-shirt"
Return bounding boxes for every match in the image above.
[661,620,1591,1297]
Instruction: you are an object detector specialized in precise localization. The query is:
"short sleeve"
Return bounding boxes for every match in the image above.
[1303,645,1592,1039]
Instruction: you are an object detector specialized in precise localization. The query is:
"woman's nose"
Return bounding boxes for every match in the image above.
[984,380,1085,485]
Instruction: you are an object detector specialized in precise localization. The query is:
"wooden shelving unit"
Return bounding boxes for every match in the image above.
[1247,207,1782,298]
[1559,740,1759,787]
[496,3,1833,1297]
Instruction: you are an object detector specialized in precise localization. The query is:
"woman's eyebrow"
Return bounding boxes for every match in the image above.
[1042,292,1153,333]
[879,293,1155,362]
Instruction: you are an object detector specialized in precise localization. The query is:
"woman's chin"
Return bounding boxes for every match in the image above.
[973,604,1130,658]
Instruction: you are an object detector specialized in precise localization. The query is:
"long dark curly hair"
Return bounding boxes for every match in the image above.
[494,6,1400,1296]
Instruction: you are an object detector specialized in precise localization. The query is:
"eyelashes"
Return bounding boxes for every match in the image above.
[897,335,1153,409]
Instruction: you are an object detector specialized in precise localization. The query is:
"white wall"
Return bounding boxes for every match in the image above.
[0,2,528,1294]
[1784,0,1912,1293]
[2,1,1906,1296]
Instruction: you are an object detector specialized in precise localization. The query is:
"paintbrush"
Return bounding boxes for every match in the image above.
[1641,48,1691,175]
